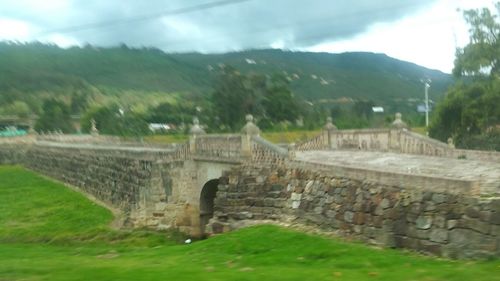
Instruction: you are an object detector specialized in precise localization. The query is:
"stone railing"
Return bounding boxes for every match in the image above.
[396,130,451,157]
[294,121,500,162]
[251,135,289,164]
[36,134,121,144]
[295,131,329,151]
[296,128,392,151]
[171,142,191,161]
[192,134,243,160]
[33,141,177,160]
[331,128,391,150]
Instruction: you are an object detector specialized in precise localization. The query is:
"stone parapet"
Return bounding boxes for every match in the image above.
[193,134,243,160]
[251,135,288,164]
[295,128,500,162]
[36,134,120,143]
[21,141,185,228]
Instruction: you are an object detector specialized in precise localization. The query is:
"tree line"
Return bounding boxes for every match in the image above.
[31,65,409,136]
[429,2,500,151]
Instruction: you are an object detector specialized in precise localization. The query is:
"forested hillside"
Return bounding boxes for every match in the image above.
[0,42,453,108]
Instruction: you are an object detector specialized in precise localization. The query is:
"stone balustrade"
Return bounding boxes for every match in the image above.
[193,134,243,160]
[251,135,288,164]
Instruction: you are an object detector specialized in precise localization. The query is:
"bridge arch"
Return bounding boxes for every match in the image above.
[199,179,219,235]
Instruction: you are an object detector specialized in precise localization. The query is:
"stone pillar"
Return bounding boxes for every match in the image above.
[447,137,455,149]
[323,117,337,149]
[391,112,409,130]
[90,119,99,136]
[241,114,260,157]
[189,117,206,153]
[389,113,408,152]
[27,118,37,135]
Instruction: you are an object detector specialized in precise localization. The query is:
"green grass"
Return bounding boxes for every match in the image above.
[144,133,189,144]
[0,165,112,242]
[261,130,321,144]
[0,165,499,281]
[144,130,321,144]
[412,126,428,136]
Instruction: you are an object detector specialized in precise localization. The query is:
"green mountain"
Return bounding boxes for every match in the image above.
[0,42,453,109]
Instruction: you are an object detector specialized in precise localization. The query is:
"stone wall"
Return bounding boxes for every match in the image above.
[19,140,235,236]
[0,143,30,165]
[209,163,500,259]
[24,142,178,226]
[453,149,500,162]
[0,136,34,164]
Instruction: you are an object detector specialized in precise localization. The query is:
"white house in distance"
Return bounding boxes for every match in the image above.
[372,106,384,113]
[148,123,171,132]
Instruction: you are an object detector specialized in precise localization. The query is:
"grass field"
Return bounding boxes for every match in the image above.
[144,130,321,144]
[0,166,499,281]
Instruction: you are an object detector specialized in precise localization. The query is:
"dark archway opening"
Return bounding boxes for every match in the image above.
[199,179,219,235]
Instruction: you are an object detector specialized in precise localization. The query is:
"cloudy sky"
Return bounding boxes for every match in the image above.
[0,0,497,73]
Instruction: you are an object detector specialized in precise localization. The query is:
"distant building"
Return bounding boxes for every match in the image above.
[417,104,432,113]
[245,58,256,64]
[372,106,384,113]
[148,123,171,132]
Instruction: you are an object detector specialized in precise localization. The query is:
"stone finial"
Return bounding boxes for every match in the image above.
[90,119,99,136]
[324,117,337,131]
[447,137,455,149]
[28,126,37,135]
[189,117,206,135]
[241,114,260,135]
[391,112,409,130]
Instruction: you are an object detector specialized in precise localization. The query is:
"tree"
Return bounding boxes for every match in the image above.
[453,3,500,77]
[430,3,500,150]
[211,66,300,131]
[35,99,74,133]
[147,102,195,125]
[1,101,30,118]
[70,91,90,115]
[211,66,261,130]
[262,74,299,123]
[81,104,149,137]
[352,100,375,120]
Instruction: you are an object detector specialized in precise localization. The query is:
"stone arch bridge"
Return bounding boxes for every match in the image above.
[0,115,499,259]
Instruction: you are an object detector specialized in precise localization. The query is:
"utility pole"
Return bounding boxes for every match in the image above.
[420,78,431,128]
[425,82,430,127]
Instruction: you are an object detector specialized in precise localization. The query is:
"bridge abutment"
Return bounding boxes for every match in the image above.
[208,162,500,259]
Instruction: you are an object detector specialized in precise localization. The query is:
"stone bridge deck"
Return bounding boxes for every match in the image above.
[296,150,500,196]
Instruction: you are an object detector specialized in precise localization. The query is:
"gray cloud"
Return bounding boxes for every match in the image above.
[2,0,437,51]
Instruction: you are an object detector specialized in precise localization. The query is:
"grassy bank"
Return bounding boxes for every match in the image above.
[0,166,499,281]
